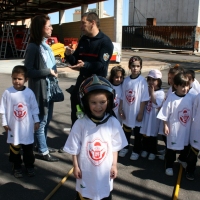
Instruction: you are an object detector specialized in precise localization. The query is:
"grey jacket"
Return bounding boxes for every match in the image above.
[25,43,51,115]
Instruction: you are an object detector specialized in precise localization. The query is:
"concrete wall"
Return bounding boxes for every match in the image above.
[52,17,114,43]
[129,0,200,26]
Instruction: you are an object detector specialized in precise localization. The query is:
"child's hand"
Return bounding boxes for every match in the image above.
[34,122,40,131]
[73,166,82,179]
[3,125,11,133]
[148,85,154,95]
[119,109,126,120]
[136,112,143,122]
[110,165,117,179]
[164,124,169,136]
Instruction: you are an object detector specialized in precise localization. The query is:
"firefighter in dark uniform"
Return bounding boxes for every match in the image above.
[65,12,113,126]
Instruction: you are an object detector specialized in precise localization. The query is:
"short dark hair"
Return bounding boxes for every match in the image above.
[147,77,162,89]
[173,72,189,87]
[12,65,27,78]
[82,12,100,28]
[168,64,185,75]
[185,69,195,80]
[30,14,50,45]
[128,56,142,69]
[109,65,125,84]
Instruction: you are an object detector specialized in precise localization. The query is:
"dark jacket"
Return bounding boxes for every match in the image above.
[25,43,51,115]
[66,31,113,79]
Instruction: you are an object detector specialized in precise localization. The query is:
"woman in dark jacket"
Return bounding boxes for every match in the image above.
[25,14,59,162]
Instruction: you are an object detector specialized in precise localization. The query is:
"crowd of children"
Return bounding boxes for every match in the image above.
[1,57,200,199]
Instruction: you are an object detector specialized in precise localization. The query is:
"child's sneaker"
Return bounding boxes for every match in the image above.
[158,154,165,160]
[165,168,173,176]
[186,171,194,181]
[141,151,148,158]
[177,158,187,169]
[148,153,156,160]
[13,169,23,178]
[118,149,129,157]
[130,152,139,160]
[26,167,35,177]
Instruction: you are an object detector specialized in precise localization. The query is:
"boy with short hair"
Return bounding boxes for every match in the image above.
[0,65,39,178]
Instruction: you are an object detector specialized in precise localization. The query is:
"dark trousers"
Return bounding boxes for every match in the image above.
[165,148,176,169]
[75,192,112,200]
[178,145,190,162]
[9,143,35,169]
[142,136,157,154]
[70,75,85,126]
[186,146,199,173]
[162,135,167,146]
[123,124,141,154]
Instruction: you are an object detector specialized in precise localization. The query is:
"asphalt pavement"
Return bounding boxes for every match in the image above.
[0,51,199,200]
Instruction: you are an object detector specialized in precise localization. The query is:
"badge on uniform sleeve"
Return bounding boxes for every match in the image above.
[103,53,110,61]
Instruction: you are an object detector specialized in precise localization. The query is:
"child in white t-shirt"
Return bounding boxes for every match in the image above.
[108,65,125,124]
[118,56,149,160]
[157,72,193,176]
[140,69,165,160]
[158,64,185,160]
[185,69,200,95]
[0,65,39,178]
[185,93,200,180]
[63,75,127,200]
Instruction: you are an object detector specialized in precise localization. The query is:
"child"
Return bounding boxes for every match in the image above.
[185,69,200,95]
[157,72,193,176]
[108,65,125,123]
[0,65,39,178]
[186,93,200,180]
[63,75,127,200]
[158,64,185,160]
[118,56,149,160]
[140,69,165,160]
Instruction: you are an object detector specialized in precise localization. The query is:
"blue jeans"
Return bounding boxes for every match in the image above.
[35,101,54,155]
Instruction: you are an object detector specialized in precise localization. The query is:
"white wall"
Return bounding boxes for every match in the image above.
[129,0,200,26]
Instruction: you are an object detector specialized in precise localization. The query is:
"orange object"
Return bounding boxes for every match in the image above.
[64,38,78,46]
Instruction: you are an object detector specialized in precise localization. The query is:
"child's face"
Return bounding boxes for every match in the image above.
[12,73,27,91]
[88,93,108,118]
[129,61,141,77]
[113,71,123,85]
[174,84,189,96]
[147,77,159,90]
[186,74,194,86]
[168,73,174,86]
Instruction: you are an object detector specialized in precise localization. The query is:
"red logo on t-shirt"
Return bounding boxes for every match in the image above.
[87,139,108,166]
[13,103,27,121]
[178,108,190,126]
[146,101,152,113]
[125,89,135,104]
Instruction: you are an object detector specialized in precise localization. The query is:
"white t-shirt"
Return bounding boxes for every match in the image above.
[140,89,165,137]
[0,86,39,145]
[157,93,193,150]
[121,75,149,128]
[188,87,198,96]
[112,84,122,124]
[191,79,200,94]
[190,93,200,150]
[63,115,127,200]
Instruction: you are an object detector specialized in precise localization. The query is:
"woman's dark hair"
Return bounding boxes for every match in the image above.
[82,89,113,115]
[128,56,142,69]
[12,65,28,78]
[109,65,125,84]
[185,69,195,80]
[82,12,100,28]
[30,14,50,45]
[173,72,189,87]
[147,77,162,89]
